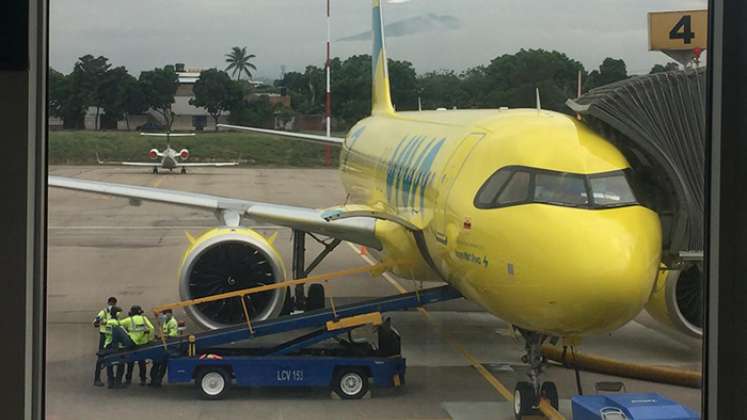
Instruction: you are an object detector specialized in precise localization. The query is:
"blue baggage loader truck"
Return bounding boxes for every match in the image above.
[166,316,407,399]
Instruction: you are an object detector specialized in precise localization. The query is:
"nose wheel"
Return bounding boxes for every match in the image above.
[513,381,559,419]
[512,330,559,419]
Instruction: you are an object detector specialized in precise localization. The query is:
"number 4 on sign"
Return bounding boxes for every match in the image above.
[670,15,695,44]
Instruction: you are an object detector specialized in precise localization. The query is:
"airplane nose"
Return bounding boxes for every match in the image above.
[492,205,663,336]
[549,206,662,334]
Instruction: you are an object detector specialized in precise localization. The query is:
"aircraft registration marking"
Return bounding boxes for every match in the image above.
[455,250,488,268]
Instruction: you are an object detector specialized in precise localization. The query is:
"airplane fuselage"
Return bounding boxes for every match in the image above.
[340,108,662,337]
[159,147,181,169]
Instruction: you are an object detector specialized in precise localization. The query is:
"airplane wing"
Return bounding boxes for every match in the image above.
[96,153,159,167]
[218,124,344,146]
[48,176,381,249]
[176,162,239,167]
[118,162,161,167]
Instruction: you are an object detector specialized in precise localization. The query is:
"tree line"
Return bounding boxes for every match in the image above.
[49,47,272,130]
[277,50,679,128]
[50,48,679,131]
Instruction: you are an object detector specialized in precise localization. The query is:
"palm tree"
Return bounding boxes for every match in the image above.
[225,47,257,80]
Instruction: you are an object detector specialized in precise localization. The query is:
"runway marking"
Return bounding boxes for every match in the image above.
[149,177,164,188]
[345,242,566,419]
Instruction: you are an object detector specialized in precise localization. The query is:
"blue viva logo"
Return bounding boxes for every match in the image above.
[386,135,445,211]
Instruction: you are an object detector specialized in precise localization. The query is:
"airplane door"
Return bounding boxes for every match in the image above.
[433,133,485,245]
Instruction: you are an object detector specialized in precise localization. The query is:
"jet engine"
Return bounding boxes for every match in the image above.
[148,149,159,159]
[178,227,287,330]
[644,264,703,338]
[179,149,190,160]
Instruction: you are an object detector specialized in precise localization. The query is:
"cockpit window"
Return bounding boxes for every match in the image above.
[497,171,530,204]
[474,170,510,207]
[534,172,588,206]
[589,172,637,207]
[474,166,638,209]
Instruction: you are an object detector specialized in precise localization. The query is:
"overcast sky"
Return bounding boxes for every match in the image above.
[50,0,707,80]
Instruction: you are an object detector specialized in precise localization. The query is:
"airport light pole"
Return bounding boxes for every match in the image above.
[324,0,333,166]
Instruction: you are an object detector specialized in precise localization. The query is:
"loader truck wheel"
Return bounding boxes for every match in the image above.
[198,368,231,400]
[333,368,368,399]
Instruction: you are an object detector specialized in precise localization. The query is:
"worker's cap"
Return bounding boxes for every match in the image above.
[130,305,143,315]
[107,297,117,304]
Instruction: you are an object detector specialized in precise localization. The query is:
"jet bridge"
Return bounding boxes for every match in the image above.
[567,68,705,261]
[567,68,706,335]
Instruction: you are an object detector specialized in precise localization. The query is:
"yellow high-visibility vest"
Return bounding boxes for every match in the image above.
[162,317,179,337]
[95,308,111,333]
[120,315,154,345]
[103,318,120,347]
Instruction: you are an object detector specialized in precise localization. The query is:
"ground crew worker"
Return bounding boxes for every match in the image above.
[118,305,154,386]
[102,306,125,389]
[93,296,117,387]
[149,309,180,387]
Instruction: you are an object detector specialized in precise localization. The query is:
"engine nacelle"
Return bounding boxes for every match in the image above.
[178,227,287,330]
[179,149,190,160]
[644,264,703,339]
[148,149,159,159]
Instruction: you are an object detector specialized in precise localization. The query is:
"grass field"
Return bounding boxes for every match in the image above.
[49,130,342,167]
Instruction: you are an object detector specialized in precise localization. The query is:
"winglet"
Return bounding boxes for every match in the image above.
[535,88,542,112]
[371,0,395,115]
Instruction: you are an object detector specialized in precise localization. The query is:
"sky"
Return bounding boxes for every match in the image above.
[50,0,708,80]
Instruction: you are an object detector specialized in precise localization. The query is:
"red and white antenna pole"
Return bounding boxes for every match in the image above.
[324,0,332,165]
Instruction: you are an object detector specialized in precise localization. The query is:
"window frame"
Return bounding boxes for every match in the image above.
[473,165,639,210]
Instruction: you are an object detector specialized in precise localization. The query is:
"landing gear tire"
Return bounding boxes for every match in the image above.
[306,283,325,311]
[540,381,559,410]
[333,368,368,400]
[181,167,187,174]
[514,381,537,419]
[197,368,231,400]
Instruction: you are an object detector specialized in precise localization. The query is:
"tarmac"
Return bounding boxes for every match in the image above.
[47,166,703,419]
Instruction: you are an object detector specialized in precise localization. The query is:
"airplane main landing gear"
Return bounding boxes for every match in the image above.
[280,230,340,315]
[513,330,559,419]
[152,167,158,174]
[181,167,187,174]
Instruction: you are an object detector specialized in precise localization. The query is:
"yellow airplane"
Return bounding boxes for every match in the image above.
[50,0,691,415]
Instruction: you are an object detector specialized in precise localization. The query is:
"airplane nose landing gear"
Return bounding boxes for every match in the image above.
[513,330,559,419]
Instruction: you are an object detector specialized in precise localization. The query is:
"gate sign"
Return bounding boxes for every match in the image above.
[648,10,707,51]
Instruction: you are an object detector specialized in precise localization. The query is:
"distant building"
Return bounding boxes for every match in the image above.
[170,68,211,131]
[114,66,226,131]
[248,92,291,108]
[167,66,288,131]
[48,63,292,131]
